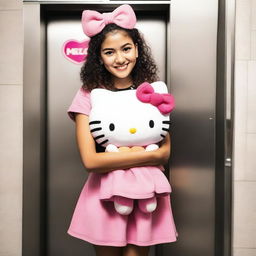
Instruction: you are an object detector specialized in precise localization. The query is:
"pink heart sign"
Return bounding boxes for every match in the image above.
[62,39,90,64]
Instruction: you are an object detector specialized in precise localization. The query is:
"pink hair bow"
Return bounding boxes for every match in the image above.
[136,82,175,114]
[82,4,137,37]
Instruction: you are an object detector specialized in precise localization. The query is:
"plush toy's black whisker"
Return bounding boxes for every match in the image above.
[91,127,102,133]
[99,139,108,145]
[162,120,171,124]
[89,120,101,125]
[161,134,166,138]
[95,134,105,140]
[162,128,169,132]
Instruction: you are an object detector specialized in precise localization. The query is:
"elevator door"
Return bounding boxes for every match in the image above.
[46,11,167,256]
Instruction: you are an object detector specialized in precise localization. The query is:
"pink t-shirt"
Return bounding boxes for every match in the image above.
[67,87,91,121]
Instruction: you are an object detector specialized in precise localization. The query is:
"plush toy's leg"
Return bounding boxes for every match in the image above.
[138,197,157,213]
[114,196,134,215]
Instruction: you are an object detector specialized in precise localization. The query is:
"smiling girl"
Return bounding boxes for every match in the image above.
[67,5,177,256]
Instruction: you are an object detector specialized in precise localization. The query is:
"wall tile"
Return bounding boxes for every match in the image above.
[234,61,248,134]
[0,0,22,10]
[0,10,23,85]
[252,0,256,30]
[233,129,247,181]
[235,0,251,60]
[0,85,22,256]
[234,61,248,180]
[233,248,256,256]
[245,134,256,180]
[233,181,256,248]
[251,31,256,59]
[247,61,256,132]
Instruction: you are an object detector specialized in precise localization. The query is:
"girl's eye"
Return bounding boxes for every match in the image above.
[123,47,131,52]
[109,123,115,131]
[149,120,154,128]
[105,51,113,56]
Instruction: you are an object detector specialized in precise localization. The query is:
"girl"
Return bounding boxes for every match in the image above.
[67,4,177,256]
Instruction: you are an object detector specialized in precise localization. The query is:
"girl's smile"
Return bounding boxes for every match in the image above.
[100,30,138,88]
[115,64,128,70]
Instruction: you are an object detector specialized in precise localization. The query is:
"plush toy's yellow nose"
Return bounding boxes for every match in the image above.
[129,128,137,134]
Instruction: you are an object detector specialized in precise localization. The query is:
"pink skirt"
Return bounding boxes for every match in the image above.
[67,172,178,246]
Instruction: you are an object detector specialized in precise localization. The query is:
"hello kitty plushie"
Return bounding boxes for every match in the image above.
[89,81,175,215]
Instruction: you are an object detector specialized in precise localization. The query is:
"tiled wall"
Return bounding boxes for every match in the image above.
[0,0,23,256]
[233,0,256,255]
[0,0,255,255]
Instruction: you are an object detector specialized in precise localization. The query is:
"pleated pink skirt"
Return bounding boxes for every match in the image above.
[67,172,178,246]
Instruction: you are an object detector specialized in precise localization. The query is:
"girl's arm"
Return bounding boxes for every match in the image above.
[75,113,171,173]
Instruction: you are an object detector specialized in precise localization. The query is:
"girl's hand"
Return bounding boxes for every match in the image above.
[155,134,171,165]
[118,146,130,152]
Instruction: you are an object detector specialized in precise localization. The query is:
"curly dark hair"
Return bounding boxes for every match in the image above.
[80,23,159,91]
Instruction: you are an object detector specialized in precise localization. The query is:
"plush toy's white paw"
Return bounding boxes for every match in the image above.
[114,202,133,215]
[145,202,157,212]
[106,144,119,152]
[138,197,157,213]
[145,144,159,152]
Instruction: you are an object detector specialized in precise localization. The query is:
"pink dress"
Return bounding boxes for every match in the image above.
[67,87,178,246]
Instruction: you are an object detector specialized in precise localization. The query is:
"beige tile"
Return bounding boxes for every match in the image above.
[233,181,256,248]
[235,0,251,60]
[234,61,248,180]
[0,0,22,10]
[234,132,247,181]
[0,10,23,85]
[245,134,256,180]
[247,61,256,132]
[233,248,256,256]
[252,0,256,30]
[0,85,22,170]
[234,61,248,134]
[0,85,22,256]
[0,193,22,256]
[251,31,256,59]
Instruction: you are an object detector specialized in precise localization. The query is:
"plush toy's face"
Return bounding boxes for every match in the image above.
[89,81,172,147]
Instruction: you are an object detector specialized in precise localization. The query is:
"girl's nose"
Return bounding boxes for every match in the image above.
[129,128,137,134]
[115,52,125,63]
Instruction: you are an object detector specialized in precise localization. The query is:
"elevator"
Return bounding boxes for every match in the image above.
[23,1,235,256]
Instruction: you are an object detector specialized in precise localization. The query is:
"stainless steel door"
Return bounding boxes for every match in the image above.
[164,1,218,255]
[46,9,167,256]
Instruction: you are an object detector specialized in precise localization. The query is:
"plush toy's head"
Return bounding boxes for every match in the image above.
[89,81,175,147]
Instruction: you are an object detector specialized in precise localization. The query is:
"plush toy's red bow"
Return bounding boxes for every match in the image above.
[136,82,175,114]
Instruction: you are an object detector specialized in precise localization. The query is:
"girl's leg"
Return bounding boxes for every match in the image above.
[93,245,123,256]
[123,244,150,256]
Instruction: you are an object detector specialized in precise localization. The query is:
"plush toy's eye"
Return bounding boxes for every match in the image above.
[149,120,154,128]
[109,123,115,131]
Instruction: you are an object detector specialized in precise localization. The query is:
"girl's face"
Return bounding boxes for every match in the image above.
[100,30,138,85]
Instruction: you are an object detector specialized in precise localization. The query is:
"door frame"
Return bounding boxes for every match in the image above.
[22,1,235,256]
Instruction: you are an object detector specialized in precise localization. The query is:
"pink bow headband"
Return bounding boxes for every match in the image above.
[136,82,175,115]
[82,4,137,37]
